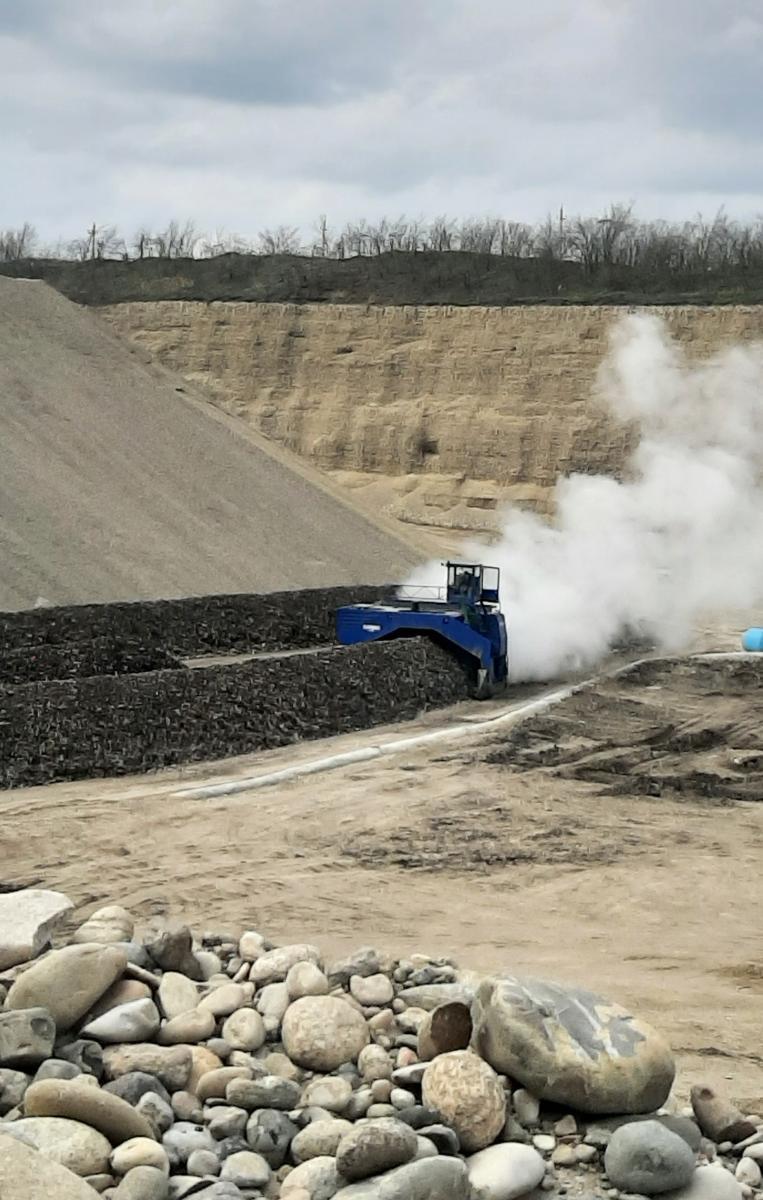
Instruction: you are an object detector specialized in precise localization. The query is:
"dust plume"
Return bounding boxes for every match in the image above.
[416,314,763,681]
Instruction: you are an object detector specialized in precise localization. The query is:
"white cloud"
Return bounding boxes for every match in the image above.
[2,0,762,242]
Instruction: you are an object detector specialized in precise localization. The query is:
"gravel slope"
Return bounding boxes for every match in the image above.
[0,278,421,610]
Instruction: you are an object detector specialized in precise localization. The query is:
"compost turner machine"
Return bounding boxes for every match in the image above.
[336,562,508,698]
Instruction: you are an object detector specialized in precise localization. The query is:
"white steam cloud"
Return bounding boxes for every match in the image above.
[413,314,763,681]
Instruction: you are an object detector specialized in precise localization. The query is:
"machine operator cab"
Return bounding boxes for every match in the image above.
[446,562,500,610]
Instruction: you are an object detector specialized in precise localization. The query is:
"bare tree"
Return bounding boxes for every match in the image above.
[0,223,37,260]
[258,225,300,254]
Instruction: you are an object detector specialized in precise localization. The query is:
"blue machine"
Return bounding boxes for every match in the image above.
[336,562,508,698]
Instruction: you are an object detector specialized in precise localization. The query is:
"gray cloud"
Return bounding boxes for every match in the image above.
[1,0,761,242]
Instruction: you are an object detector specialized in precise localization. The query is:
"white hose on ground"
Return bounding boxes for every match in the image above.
[172,651,751,801]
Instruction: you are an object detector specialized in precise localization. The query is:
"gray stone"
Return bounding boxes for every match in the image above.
[84,1175,115,1194]
[0,888,74,969]
[238,931,266,962]
[605,1119,696,1194]
[113,1166,169,1199]
[0,1131,101,1200]
[336,1117,417,1181]
[135,1092,175,1136]
[57,1039,104,1079]
[395,1105,441,1130]
[661,1164,743,1198]
[105,1073,172,1107]
[110,1138,169,1174]
[512,1088,540,1127]
[207,1105,248,1140]
[4,1116,112,1176]
[466,1143,546,1200]
[198,984,249,1018]
[286,961,330,1000]
[144,923,202,980]
[214,1134,249,1162]
[171,1092,204,1123]
[187,1148,221,1176]
[690,1085,757,1144]
[358,1046,393,1083]
[34,1058,82,1082]
[0,1067,30,1114]
[0,1009,55,1066]
[472,974,675,1115]
[82,999,161,1044]
[162,1122,217,1168]
[226,1074,301,1110]
[418,1124,460,1154]
[245,1109,298,1168]
[292,1119,353,1162]
[282,996,369,1072]
[332,1156,470,1199]
[220,1150,270,1188]
[5,944,128,1030]
[255,982,290,1022]
[74,906,134,946]
[123,944,152,969]
[396,983,473,1011]
[327,948,384,988]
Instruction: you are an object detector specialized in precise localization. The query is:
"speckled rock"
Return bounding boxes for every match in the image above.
[251,944,322,986]
[221,1008,265,1052]
[286,962,330,1000]
[422,1051,505,1153]
[0,1132,100,1200]
[282,996,369,1071]
[220,1150,270,1188]
[605,1120,696,1195]
[0,1008,56,1066]
[349,974,394,1007]
[292,1119,353,1162]
[472,974,675,1115]
[280,1156,340,1198]
[301,1075,352,1113]
[335,1118,417,1181]
[102,1045,192,1092]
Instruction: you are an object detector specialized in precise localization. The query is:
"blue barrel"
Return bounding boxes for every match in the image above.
[742,628,763,652]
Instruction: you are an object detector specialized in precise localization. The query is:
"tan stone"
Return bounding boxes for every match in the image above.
[6,944,127,1031]
[196,1065,252,1102]
[23,1078,155,1145]
[87,979,152,1020]
[422,1050,505,1153]
[101,1044,192,1091]
[73,906,134,945]
[0,1132,99,1200]
[157,1008,216,1045]
[186,1044,224,1093]
[157,971,200,1020]
[4,1116,111,1176]
[0,889,73,969]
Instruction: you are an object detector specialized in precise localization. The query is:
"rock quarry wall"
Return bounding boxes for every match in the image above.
[101,302,763,534]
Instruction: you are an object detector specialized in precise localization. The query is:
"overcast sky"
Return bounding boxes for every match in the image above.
[2,0,762,245]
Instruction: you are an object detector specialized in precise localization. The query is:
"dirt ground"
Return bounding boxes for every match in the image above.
[3,644,762,1111]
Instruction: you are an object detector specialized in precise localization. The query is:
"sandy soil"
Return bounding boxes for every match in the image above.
[0,278,425,611]
[3,646,762,1110]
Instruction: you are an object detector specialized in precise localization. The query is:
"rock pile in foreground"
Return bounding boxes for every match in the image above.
[0,890,760,1200]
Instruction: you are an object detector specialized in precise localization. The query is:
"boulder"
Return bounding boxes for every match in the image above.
[0,1132,100,1200]
[5,944,127,1030]
[102,1044,192,1091]
[471,974,675,1114]
[73,906,134,945]
[282,995,369,1071]
[0,888,73,969]
[332,1157,470,1198]
[0,1007,55,1066]
[23,1077,155,1144]
[466,1144,546,1199]
[604,1120,695,1195]
[422,1050,505,1153]
[4,1115,112,1176]
[335,1118,417,1181]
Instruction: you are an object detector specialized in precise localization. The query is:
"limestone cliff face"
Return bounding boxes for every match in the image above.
[100,302,763,535]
